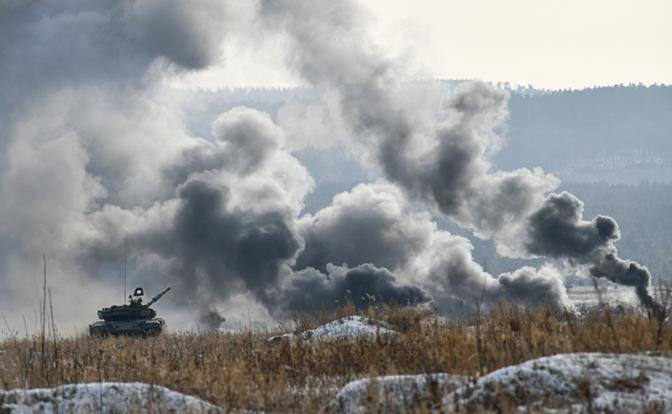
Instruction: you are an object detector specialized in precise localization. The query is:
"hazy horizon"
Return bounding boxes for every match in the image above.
[170,0,672,90]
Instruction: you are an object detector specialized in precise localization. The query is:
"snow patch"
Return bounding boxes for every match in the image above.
[0,382,221,413]
[325,373,465,413]
[326,353,672,413]
[454,353,672,413]
[268,315,398,342]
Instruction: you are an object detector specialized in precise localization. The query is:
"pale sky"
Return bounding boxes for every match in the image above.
[175,0,672,90]
[365,0,672,89]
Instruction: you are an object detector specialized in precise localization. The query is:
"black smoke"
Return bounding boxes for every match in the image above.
[526,192,620,259]
[278,264,430,314]
[157,178,301,305]
[525,192,656,309]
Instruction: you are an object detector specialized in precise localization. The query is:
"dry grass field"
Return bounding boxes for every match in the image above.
[1,300,670,412]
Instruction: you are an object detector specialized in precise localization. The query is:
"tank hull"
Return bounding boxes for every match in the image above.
[89,318,165,337]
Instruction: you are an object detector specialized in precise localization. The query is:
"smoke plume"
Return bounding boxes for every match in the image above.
[258,0,657,310]
[0,0,658,335]
[279,264,430,314]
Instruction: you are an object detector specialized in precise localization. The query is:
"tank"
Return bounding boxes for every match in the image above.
[89,287,171,337]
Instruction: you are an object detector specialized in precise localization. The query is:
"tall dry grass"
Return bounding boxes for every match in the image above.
[0,300,670,412]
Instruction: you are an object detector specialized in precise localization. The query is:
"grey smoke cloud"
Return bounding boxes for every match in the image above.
[294,184,570,312]
[525,192,620,259]
[84,108,434,318]
[498,266,569,308]
[156,177,301,304]
[525,192,656,308]
[279,263,430,314]
[0,0,659,335]
[0,0,232,110]
[590,255,657,309]
[259,0,657,310]
[257,2,556,244]
[296,184,433,272]
[84,105,314,313]
[0,0,248,330]
[122,0,230,70]
[165,107,286,188]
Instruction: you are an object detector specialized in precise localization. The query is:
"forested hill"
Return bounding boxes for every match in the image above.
[181,83,672,185]
[497,85,672,184]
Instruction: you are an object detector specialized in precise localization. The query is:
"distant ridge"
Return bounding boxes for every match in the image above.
[172,80,672,97]
[177,83,672,186]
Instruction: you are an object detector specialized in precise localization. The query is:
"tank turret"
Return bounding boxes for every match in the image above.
[89,287,171,337]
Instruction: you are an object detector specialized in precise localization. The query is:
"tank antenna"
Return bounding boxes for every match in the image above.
[123,234,128,304]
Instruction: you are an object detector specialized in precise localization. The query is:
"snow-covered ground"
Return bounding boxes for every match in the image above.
[2,354,670,412]
[268,315,398,342]
[457,353,672,413]
[0,382,221,413]
[325,373,465,413]
[327,353,672,413]
[457,353,672,412]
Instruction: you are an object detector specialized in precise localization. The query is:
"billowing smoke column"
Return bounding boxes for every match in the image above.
[123,109,427,315]
[294,183,569,311]
[526,192,657,309]
[0,0,246,329]
[0,0,658,334]
[259,0,658,311]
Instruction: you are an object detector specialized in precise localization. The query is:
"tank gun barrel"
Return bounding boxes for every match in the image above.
[146,287,171,307]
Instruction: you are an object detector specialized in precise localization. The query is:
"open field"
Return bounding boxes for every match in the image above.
[1,302,670,412]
